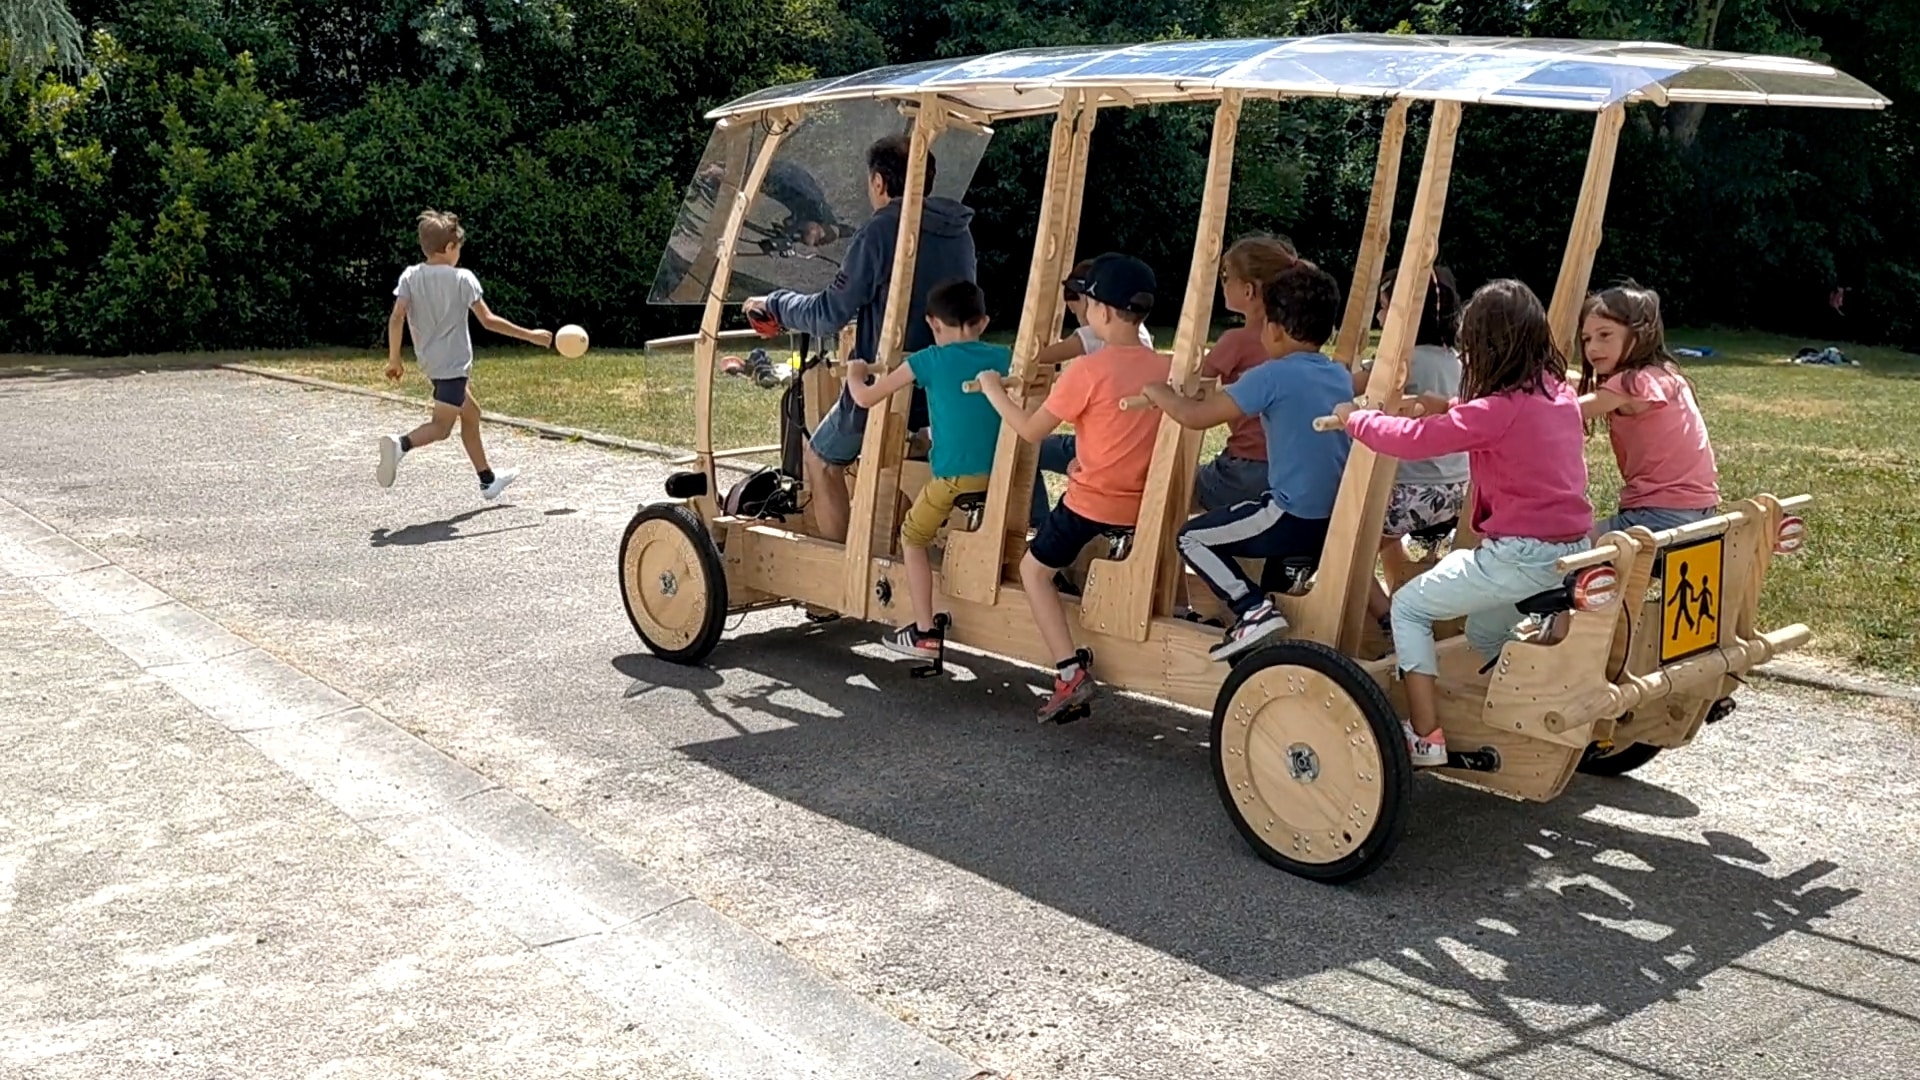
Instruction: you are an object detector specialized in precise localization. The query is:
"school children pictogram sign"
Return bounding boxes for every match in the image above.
[1660,537,1724,664]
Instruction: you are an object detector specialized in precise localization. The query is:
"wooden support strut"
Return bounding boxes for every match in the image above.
[942,93,1094,606]
[841,99,945,616]
[1332,98,1412,369]
[1080,91,1243,643]
[1546,103,1627,363]
[693,112,798,524]
[1295,100,1462,654]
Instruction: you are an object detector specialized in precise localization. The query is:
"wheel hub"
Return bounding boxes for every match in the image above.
[1286,742,1320,782]
[658,570,678,597]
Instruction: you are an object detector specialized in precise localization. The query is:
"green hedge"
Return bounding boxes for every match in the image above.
[4,0,1918,354]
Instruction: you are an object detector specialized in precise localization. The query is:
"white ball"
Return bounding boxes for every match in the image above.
[556,324,589,358]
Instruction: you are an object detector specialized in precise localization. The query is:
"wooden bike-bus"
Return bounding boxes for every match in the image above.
[620,36,1886,883]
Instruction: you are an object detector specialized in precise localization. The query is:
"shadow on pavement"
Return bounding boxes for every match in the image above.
[370,505,541,547]
[614,619,1874,1078]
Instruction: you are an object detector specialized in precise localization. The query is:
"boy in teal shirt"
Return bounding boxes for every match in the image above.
[845,280,1010,658]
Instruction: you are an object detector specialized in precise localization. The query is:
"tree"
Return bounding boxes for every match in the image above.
[2,0,86,77]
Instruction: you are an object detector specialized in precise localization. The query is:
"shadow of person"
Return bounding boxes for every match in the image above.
[370,505,538,547]
[613,617,1867,1073]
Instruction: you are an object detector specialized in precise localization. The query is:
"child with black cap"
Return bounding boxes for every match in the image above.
[976,253,1169,722]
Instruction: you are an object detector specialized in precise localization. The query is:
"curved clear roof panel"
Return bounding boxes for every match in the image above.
[706,34,1889,122]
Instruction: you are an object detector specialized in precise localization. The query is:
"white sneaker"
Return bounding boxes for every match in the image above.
[377,435,404,488]
[1208,600,1288,662]
[481,468,520,502]
[1403,722,1448,767]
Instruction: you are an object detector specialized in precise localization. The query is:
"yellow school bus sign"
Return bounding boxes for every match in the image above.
[1660,537,1724,664]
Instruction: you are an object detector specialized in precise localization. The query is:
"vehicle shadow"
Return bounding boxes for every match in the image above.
[614,619,1870,1074]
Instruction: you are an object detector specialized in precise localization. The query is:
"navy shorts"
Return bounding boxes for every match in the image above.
[430,377,470,408]
[1028,500,1131,570]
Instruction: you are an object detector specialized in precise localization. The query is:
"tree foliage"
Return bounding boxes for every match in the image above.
[2,0,1916,353]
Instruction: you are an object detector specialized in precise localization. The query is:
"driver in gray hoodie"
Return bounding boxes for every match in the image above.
[745,134,978,544]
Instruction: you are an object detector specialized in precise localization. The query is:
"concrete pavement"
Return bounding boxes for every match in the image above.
[2,366,1918,1079]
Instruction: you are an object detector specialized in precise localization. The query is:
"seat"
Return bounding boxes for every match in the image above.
[950,490,988,531]
[1515,574,1578,617]
[1262,554,1320,596]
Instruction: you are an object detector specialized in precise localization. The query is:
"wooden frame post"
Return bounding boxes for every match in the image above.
[1080,91,1243,642]
[693,112,798,524]
[1546,104,1626,361]
[841,98,945,615]
[1331,98,1412,368]
[1294,100,1462,654]
[943,93,1095,605]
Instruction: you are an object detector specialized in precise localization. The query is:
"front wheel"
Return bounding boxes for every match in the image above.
[1210,641,1413,884]
[619,502,727,664]
[1576,740,1662,777]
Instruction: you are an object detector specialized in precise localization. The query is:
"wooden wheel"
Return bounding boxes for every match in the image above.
[619,503,727,664]
[1210,641,1412,884]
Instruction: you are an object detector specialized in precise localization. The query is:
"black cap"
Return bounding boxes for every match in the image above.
[1067,253,1156,316]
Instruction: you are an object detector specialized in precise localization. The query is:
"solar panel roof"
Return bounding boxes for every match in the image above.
[707,34,1890,122]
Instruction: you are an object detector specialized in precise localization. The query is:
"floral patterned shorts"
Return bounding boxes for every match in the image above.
[1383,481,1468,538]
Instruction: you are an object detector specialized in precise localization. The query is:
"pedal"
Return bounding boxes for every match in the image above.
[1443,746,1501,772]
[910,614,952,679]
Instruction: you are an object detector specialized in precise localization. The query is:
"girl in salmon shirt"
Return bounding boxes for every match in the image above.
[1333,279,1593,767]
[1577,282,1722,537]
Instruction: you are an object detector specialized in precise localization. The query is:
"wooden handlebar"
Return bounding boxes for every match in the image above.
[961,379,981,393]
[1119,395,1153,411]
[1312,415,1345,432]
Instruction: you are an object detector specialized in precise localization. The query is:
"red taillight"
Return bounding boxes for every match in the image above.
[1775,515,1807,555]
[1572,566,1619,611]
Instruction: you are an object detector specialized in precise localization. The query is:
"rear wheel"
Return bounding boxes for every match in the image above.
[1211,642,1413,884]
[1576,740,1662,777]
[619,503,727,664]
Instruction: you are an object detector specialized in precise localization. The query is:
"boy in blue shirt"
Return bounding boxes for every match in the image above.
[1141,261,1352,661]
[844,280,1010,659]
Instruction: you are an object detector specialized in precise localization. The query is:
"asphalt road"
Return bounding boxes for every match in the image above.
[2,367,1917,1080]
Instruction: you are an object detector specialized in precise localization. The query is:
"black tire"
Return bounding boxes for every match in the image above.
[619,502,728,664]
[1576,740,1662,777]
[1210,641,1413,885]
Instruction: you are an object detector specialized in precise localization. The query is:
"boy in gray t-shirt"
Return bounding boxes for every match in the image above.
[379,209,553,498]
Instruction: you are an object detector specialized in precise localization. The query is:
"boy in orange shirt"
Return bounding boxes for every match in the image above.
[977,254,1169,721]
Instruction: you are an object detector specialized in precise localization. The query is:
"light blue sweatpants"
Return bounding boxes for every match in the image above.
[1391,536,1591,677]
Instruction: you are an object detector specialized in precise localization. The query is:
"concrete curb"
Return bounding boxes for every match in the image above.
[0,494,990,1080]
[222,363,690,461]
[1750,661,1920,704]
[223,362,1920,708]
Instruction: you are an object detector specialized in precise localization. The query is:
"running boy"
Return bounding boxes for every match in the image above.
[379,209,554,498]
[843,280,1011,659]
[976,254,1168,721]
[1143,261,1353,661]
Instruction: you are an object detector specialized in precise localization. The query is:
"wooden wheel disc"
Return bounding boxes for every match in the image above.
[1216,664,1386,865]
[621,516,710,652]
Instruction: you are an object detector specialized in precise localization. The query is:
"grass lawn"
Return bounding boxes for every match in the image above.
[6,329,1916,677]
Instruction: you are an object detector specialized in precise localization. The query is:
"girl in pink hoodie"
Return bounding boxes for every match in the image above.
[1334,279,1593,767]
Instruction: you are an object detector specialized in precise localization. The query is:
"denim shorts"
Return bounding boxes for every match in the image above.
[1596,506,1719,536]
[1192,452,1270,514]
[430,377,469,408]
[808,398,868,467]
